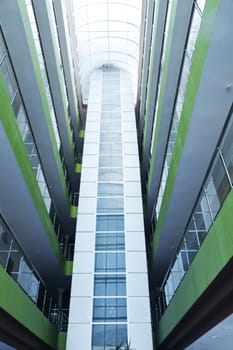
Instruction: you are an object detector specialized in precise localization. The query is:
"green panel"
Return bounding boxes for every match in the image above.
[0,265,58,348]
[75,163,82,173]
[151,0,220,259]
[70,205,78,218]
[64,261,73,276]
[0,73,64,268]
[79,129,85,138]
[57,332,67,350]
[18,0,69,203]
[156,189,233,345]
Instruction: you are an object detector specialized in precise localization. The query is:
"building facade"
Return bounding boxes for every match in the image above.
[0,0,232,349]
[66,68,152,350]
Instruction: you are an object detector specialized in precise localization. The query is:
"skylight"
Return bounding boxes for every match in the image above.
[72,0,142,104]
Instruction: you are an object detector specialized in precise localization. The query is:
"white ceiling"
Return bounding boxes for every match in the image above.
[72,0,142,103]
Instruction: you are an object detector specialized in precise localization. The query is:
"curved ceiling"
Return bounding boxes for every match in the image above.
[72,0,142,103]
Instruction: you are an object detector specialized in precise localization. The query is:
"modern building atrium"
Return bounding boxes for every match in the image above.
[0,0,232,349]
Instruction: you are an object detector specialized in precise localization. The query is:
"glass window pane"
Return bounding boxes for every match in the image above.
[98,183,123,196]
[95,253,125,272]
[100,122,121,132]
[99,143,122,155]
[98,168,123,181]
[99,155,122,167]
[100,132,121,142]
[221,122,233,185]
[0,56,17,101]
[97,198,124,213]
[96,215,124,231]
[95,232,125,251]
[205,157,230,218]
[92,324,105,347]
[94,275,126,296]
[105,324,116,348]
[116,324,127,346]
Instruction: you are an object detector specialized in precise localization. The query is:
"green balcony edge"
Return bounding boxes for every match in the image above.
[57,332,67,350]
[75,162,82,173]
[0,265,58,349]
[79,129,85,138]
[151,0,220,260]
[18,0,70,204]
[65,261,73,276]
[70,205,78,218]
[156,189,233,346]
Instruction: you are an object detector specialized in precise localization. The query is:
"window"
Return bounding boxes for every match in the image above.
[98,183,123,197]
[95,232,125,251]
[99,143,122,155]
[98,169,123,181]
[205,157,230,218]
[99,155,122,168]
[94,274,126,296]
[97,198,124,214]
[96,215,124,232]
[93,298,127,322]
[100,122,121,132]
[95,252,125,272]
[92,324,127,350]
[101,111,120,120]
[100,132,121,142]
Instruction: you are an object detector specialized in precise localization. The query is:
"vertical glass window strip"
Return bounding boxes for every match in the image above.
[92,69,127,350]
[25,0,61,150]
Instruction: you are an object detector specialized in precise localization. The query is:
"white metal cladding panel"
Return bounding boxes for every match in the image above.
[76,213,96,232]
[125,196,143,213]
[80,168,98,182]
[125,231,146,251]
[122,120,137,132]
[86,111,101,121]
[79,182,97,197]
[124,181,142,196]
[83,142,99,155]
[66,324,92,349]
[127,273,149,297]
[122,130,137,143]
[69,297,92,323]
[85,121,99,132]
[78,197,96,214]
[81,154,98,168]
[128,323,153,350]
[72,252,94,273]
[67,70,102,350]
[84,132,99,143]
[124,167,140,181]
[123,142,138,155]
[74,232,95,252]
[70,273,93,297]
[126,252,147,273]
[124,154,140,167]
[125,213,144,231]
[128,297,152,323]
